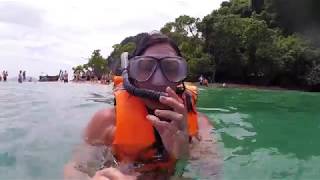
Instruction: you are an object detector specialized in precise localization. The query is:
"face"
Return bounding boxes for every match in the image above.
[134,43,180,109]
[134,43,179,92]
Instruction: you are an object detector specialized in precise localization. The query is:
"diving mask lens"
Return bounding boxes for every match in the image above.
[160,57,187,83]
[129,57,158,82]
[128,56,187,83]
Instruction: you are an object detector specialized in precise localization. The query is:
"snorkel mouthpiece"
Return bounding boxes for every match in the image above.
[121,52,167,102]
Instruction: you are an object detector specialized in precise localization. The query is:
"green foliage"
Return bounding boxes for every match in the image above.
[72,49,109,79]
[261,0,320,33]
[111,42,136,58]
[73,0,320,90]
[106,33,146,74]
[72,65,84,73]
[87,50,108,78]
[306,65,320,86]
[161,15,215,81]
[230,0,251,15]
[108,41,136,75]
[196,0,320,88]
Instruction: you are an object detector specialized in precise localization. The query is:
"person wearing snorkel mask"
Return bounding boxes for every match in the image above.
[65,33,219,180]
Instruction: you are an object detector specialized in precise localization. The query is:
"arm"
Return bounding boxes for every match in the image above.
[64,108,116,180]
[187,112,223,179]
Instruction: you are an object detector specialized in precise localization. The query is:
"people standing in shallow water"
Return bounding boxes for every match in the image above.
[18,70,23,83]
[60,70,64,82]
[64,33,221,180]
[203,78,209,87]
[22,71,26,81]
[3,71,8,82]
[199,75,204,85]
[64,70,68,83]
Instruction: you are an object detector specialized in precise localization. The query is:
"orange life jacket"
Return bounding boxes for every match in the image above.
[113,76,123,86]
[112,77,198,172]
[184,85,199,137]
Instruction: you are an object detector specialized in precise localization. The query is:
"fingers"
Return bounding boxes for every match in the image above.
[160,87,186,113]
[96,167,123,180]
[146,115,170,130]
[154,109,186,130]
[93,170,110,180]
[94,167,137,180]
[157,87,188,131]
[155,109,183,122]
[159,96,185,114]
[166,87,183,103]
[93,175,110,180]
[154,109,184,121]
[147,115,169,131]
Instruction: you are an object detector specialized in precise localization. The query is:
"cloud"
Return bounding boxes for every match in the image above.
[0,1,44,27]
[0,0,223,77]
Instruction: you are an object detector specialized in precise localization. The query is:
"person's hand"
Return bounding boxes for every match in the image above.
[92,167,136,180]
[147,87,190,159]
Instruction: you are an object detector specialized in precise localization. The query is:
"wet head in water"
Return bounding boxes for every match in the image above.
[125,33,187,109]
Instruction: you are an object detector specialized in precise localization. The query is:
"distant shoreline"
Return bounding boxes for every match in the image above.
[197,82,303,92]
[71,80,289,91]
[68,80,317,92]
[70,80,111,86]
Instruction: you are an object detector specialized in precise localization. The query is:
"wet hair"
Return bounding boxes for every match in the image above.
[131,32,182,58]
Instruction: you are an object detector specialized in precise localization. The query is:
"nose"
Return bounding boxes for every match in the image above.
[149,67,168,86]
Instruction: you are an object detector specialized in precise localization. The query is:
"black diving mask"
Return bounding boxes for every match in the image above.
[128,56,187,83]
[120,52,186,102]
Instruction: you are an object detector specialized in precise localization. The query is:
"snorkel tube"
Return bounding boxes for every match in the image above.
[121,52,167,102]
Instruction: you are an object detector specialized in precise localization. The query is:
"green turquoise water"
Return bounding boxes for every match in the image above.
[0,82,112,180]
[0,82,319,179]
[197,87,320,180]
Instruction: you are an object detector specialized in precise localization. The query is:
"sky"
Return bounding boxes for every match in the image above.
[0,0,223,77]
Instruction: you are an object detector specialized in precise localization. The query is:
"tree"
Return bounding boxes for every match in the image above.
[306,64,320,89]
[87,49,108,79]
[72,0,320,90]
[197,0,320,88]
[107,42,136,75]
[72,65,84,74]
[160,15,215,81]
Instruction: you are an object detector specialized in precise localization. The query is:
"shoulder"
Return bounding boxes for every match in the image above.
[84,108,116,145]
